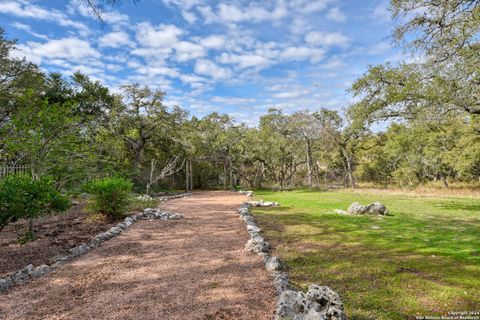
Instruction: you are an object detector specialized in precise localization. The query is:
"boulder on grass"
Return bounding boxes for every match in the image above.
[276,285,346,320]
[348,202,388,215]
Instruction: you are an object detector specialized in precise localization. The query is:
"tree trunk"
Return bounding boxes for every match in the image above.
[146,183,150,195]
[442,176,449,188]
[223,158,228,190]
[346,154,355,189]
[340,145,355,189]
[185,160,190,193]
[189,160,193,192]
[146,159,154,195]
[306,139,313,187]
[28,218,34,239]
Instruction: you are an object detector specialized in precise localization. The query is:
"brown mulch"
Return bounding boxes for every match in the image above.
[0,191,276,320]
[0,199,118,277]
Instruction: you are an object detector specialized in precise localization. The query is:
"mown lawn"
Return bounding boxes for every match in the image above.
[252,189,480,320]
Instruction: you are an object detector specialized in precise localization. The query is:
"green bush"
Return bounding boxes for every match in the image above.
[84,177,133,218]
[0,174,70,234]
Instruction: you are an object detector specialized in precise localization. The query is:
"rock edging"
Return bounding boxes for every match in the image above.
[238,190,254,197]
[0,193,190,293]
[238,202,347,320]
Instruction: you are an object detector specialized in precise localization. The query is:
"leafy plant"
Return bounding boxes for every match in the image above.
[0,174,70,239]
[84,177,133,219]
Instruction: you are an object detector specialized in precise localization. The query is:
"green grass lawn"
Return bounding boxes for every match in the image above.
[252,189,480,320]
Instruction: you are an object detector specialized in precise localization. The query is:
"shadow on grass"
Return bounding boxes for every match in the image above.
[436,202,480,212]
[253,209,480,320]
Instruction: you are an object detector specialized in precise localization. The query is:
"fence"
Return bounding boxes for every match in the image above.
[0,164,30,179]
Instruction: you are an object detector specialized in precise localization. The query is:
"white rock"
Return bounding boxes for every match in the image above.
[265,256,283,273]
[348,202,388,215]
[124,217,134,226]
[108,226,123,236]
[31,265,51,278]
[273,272,290,294]
[69,244,90,256]
[275,286,346,320]
[117,222,128,229]
[144,208,156,214]
[245,238,270,253]
[11,264,33,285]
[0,277,13,292]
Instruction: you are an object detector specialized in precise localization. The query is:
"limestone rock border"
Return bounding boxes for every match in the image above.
[0,192,190,293]
[238,202,347,320]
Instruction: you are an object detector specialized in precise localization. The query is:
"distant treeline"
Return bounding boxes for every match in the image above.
[1,0,479,191]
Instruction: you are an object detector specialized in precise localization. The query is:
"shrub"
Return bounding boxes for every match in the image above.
[0,174,70,236]
[84,177,133,219]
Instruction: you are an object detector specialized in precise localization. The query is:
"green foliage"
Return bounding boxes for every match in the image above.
[85,177,133,218]
[0,174,70,231]
[349,1,480,124]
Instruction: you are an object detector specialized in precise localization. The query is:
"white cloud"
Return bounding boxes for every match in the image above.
[173,41,206,61]
[218,53,273,70]
[179,74,208,84]
[305,31,350,47]
[200,1,287,24]
[199,35,226,50]
[136,23,183,48]
[196,5,216,23]
[194,59,231,80]
[291,0,331,14]
[326,7,346,23]
[0,1,90,34]
[162,0,202,9]
[289,18,311,35]
[211,96,256,105]
[131,47,172,59]
[181,10,197,24]
[254,42,281,59]
[273,89,309,99]
[14,37,100,65]
[101,11,129,25]
[137,65,180,78]
[279,47,325,63]
[11,22,49,40]
[68,0,129,26]
[321,56,346,69]
[106,64,123,72]
[99,32,131,48]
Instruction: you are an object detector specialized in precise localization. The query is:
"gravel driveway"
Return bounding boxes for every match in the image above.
[0,191,275,320]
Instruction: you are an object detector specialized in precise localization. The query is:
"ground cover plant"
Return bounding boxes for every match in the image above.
[252,189,480,319]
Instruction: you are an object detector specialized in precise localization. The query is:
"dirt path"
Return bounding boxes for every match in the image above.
[0,191,275,320]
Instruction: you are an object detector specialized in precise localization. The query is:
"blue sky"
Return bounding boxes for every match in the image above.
[0,0,400,124]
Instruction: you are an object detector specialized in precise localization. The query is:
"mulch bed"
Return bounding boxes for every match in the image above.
[0,198,118,277]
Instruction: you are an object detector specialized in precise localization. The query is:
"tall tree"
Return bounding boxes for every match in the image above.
[349,0,480,125]
[0,28,40,132]
[289,111,325,187]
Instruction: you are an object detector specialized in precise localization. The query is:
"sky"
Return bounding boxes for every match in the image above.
[0,0,400,125]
